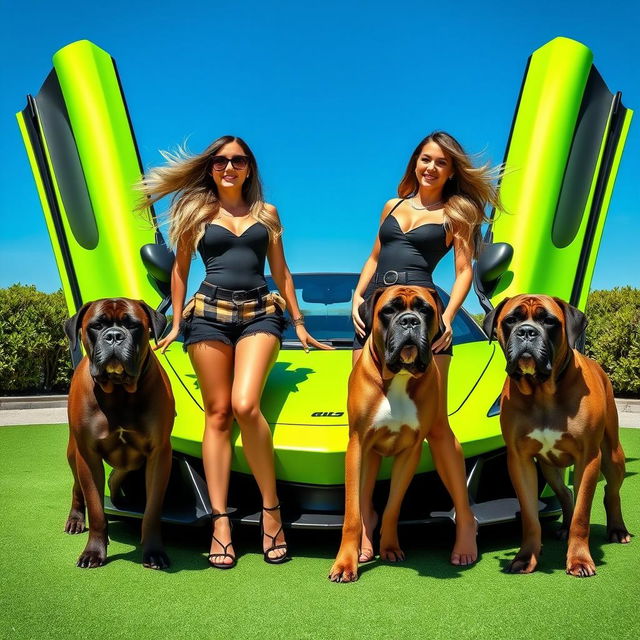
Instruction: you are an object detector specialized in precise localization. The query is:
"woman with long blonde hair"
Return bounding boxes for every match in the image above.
[139,135,329,568]
[351,131,503,566]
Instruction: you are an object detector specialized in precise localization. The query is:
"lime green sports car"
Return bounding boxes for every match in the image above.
[16,37,632,528]
[148,271,518,528]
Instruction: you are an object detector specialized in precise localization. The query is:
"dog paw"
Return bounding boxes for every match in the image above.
[607,527,632,544]
[76,546,106,569]
[328,558,359,583]
[64,515,86,535]
[380,545,405,563]
[143,549,170,570]
[506,553,538,574]
[566,556,596,577]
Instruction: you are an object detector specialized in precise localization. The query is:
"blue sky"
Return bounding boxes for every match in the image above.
[2,1,639,313]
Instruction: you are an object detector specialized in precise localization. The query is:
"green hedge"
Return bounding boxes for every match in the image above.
[584,287,640,397]
[0,285,72,394]
[0,285,638,396]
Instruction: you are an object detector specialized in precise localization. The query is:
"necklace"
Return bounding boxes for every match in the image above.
[410,198,443,211]
[219,206,250,218]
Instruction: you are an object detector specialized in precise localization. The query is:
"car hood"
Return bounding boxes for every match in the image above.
[163,340,496,427]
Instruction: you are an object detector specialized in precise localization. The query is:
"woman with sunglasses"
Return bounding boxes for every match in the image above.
[351,131,503,567]
[138,135,329,568]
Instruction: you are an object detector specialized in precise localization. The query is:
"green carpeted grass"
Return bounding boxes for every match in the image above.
[1,425,639,640]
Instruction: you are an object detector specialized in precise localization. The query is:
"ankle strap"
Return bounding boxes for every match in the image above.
[211,512,233,520]
[263,504,281,512]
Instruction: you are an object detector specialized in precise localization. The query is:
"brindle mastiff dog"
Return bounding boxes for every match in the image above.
[64,298,174,569]
[329,285,444,583]
[484,294,631,577]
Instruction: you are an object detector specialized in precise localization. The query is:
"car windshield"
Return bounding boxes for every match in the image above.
[266,273,485,349]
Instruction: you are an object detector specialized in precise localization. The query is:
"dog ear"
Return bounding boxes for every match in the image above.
[483,297,510,344]
[358,288,386,335]
[552,297,588,349]
[63,302,93,351]
[139,301,168,341]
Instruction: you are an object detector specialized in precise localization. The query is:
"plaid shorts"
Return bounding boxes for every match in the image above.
[181,281,287,348]
[183,288,286,324]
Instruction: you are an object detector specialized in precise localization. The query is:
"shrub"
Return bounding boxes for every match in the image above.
[585,287,640,397]
[0,285,72,393]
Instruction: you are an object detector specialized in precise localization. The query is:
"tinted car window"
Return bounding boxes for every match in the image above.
[266,274,484,349]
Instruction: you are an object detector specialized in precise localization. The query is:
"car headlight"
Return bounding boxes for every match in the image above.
[487,395,501,417]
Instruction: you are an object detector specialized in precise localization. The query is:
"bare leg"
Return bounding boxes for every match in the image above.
[427,355,477,565]
[359,449,382,562]
[188,341,235,565]
[232,333,285,561]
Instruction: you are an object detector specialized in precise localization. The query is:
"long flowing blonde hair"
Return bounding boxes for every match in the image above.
[397,131,503,257]
[136,135,282,252]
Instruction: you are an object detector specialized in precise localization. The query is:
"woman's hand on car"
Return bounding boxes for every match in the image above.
[295,325,334,352]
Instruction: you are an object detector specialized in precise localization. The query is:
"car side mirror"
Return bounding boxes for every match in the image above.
[473,241,513,314]
[140,232,175,312]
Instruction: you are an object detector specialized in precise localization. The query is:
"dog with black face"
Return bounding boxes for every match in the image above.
[363,286,441,378]
[329,286,444,583]
[63,298,174,569]
[484,294,630,577]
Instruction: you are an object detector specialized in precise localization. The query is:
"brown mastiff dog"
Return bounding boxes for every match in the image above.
[484,294,631,577]
[64,298,174,569]
[329,285,444,582]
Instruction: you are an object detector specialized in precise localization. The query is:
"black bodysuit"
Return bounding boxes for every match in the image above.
[354,200,454,353]
[376,213,451,285]
[198,221,269,290]
[182,219,285,349]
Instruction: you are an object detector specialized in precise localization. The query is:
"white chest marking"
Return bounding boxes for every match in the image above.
[371,375,420,432]
[527,428,563,459]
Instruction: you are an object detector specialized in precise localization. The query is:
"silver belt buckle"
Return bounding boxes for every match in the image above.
[382,270,399,285]
[232,291,247,304]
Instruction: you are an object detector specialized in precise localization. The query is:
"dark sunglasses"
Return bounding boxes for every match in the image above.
[210,155,250,171]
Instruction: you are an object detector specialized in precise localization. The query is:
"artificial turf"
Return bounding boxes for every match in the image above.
[0,425,639,640]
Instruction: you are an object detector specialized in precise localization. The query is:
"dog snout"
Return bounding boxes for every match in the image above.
[103,327,126,345]
[396,312,421,331]
[516,324,540,341]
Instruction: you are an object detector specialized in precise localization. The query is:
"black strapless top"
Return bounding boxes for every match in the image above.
[197,221,269,290]
[376,213,452,279]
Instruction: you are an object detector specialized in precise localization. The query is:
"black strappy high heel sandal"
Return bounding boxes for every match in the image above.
[260,504,289,564]
[208,512,236,569]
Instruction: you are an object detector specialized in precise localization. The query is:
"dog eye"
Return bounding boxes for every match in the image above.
[543,317,558,326]
[504,316,517,325]
[90,322,103,331]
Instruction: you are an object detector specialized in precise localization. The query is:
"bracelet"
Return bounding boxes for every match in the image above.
[292,315,305,327]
